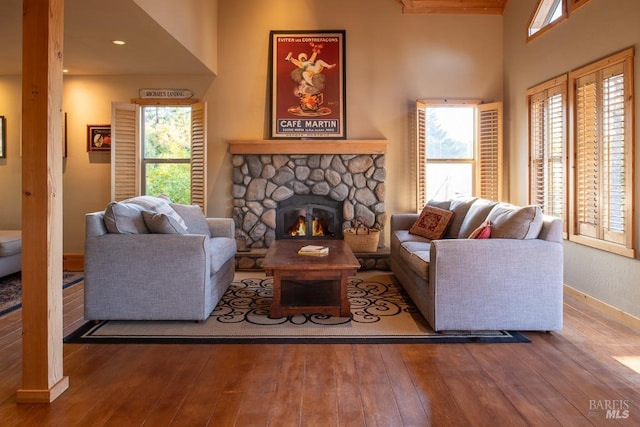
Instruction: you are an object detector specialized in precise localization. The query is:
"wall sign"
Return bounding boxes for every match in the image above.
[139,89,194,99]
[269,30,346,139]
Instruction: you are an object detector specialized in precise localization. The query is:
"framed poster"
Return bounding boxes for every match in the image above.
[269,30,346,139]
[87,124,111,152]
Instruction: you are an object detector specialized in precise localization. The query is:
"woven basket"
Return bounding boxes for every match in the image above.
[343,227,380,253]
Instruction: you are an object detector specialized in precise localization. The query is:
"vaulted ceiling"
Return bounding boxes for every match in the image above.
[0,1,508,77]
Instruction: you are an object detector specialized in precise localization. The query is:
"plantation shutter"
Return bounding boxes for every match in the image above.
[575,74,599,238]
[530,93,546,207]
[601,63,626,245]
[416,100,427,210]
[528,76,567,233]
[571,47,634,257]
[476,102,502,201]
[111,102,140,201]
[190,102,207,212]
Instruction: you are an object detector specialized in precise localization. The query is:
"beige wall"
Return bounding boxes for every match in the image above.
[1,0,503,253]
[211,0,503,240]
[134,0,218,75]
[0,76,22,230]
[503,0,640,318]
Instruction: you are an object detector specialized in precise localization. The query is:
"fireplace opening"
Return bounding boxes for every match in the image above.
[276,195,343,240]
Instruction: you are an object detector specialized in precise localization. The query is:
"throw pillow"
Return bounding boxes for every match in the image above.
[487,203,543,239]
[409,205,454,240]
[468,219,491,239]
[170,203,211,236]
[142,211,188,234]
[122,195,188,230]
[103,202,149,234]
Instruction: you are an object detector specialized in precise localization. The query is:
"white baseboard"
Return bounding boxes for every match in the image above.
[564,285,640,331]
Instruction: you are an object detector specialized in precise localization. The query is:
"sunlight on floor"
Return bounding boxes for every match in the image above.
[613,356,640,374]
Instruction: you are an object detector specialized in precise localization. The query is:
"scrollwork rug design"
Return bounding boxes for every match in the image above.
[65,272,529,344]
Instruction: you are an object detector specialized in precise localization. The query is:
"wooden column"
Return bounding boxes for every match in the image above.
[16,0,69,403]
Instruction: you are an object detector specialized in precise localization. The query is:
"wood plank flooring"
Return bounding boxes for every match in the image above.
[1,277,639,426]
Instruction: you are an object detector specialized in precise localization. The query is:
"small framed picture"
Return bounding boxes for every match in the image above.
[87,124,111,152]
[0,116,6,158]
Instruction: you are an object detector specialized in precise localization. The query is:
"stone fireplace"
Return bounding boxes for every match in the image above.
[229,140,388,251]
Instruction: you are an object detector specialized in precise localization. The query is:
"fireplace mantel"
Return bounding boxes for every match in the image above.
[228,139,388,155]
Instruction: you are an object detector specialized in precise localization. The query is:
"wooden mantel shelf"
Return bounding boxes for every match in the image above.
[228,139,388,155]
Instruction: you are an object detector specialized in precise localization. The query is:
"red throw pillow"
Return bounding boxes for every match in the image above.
[409,205,455,240]
[468,219,491,239]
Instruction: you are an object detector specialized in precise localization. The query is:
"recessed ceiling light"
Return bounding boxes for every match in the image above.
[112,40,126,45]
[62,69,69,73]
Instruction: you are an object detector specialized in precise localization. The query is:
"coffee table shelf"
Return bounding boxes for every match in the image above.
[263,240,360,318]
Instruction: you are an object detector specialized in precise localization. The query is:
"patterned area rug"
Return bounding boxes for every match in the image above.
[0,271,84,317]
[65,272,529,344]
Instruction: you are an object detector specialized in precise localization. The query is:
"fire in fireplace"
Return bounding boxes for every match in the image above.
[276,195,343,240]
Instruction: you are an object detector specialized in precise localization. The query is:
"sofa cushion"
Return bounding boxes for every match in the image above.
[458,199,499,238]
[207,237,237,271]
[468,219,491,239]
[123,196,187,230]
[445,197,477,238]
[0,230,22,257]
[104,202,150,234]
[409,205,454,240]
[487,203,543,239]
[142,211,188,234]
[170,203,211,236]
[399,241,431,280]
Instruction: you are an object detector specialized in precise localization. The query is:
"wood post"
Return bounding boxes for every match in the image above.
[16,0,69,403]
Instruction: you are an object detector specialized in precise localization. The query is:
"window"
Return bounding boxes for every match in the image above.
[527,0,591,41]
[569,48,634,257]
[528,0,566,40]
[142,106,191,204]
[111,101,207,211]
[416,100,502,209]
[527,75,567,235]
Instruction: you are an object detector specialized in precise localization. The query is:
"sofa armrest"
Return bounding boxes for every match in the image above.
[390,214,419,233]
[84,233,211,295]
[207,218,235,238]
[429,238,564,330]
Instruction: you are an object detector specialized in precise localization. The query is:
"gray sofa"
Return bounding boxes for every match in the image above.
[84,196,236,321]
[0,230,21,278]
[391,197,563,332]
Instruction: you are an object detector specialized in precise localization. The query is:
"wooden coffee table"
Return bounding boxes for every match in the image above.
[263,239,360,318]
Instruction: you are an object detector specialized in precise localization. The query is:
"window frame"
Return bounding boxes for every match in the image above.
[415,99,502,210]
[527,74,568,237]
[140,105,192,200]
[568,47,635,258]
[527,0,567,42]
[111,99,208,211]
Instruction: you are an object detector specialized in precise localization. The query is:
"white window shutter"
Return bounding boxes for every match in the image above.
[190,102,207,212]
[415,101,427,210]
[476,102,503,201]
[111,102,140,201]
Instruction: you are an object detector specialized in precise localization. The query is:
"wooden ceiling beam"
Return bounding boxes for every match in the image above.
[396,0,507,15]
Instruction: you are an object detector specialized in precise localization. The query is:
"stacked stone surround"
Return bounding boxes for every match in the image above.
[232,153,386,249]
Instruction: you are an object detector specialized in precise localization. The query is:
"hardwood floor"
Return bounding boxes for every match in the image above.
[1,277,639,426]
